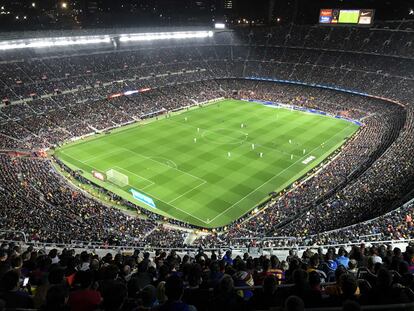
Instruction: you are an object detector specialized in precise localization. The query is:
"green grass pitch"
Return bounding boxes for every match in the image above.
[54,99,359,228]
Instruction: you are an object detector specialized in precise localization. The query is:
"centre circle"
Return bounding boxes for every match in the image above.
[202,128,247,145]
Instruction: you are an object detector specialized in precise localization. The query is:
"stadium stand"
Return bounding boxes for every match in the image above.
[1,23,414,309]
[1,25,414,242]
[1,242,414,310]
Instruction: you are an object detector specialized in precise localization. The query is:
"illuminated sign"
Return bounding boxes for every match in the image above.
[108,93,122,99]
[124,90,139,96]
[92,171,106,181]
[319,9,374,25]
[358,9,374,24]
[130,189,156,208]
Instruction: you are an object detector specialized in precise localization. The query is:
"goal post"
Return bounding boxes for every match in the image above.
[106,169,129,187]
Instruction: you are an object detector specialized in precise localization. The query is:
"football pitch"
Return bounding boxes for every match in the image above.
[54,99,359,228]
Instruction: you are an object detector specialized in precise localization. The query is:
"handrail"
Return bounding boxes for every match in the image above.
[306,302,414,311]
[0,230,27,243]
[2,237,414,254]
[307,197,414,238]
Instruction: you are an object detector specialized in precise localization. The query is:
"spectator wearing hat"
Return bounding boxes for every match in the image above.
[233,270,254,300]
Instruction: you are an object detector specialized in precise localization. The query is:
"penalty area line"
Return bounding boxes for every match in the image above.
[167,180,207,204]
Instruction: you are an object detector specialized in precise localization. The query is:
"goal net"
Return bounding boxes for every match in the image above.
[106,169,129,187]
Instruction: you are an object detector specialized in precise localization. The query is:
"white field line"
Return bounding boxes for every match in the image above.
[205,151,307,224]
[113,147,212,223]
[82,148,123,163]
[205,124,354,224]
[117,146,207,184]
[61,150,209,224]
[167,180,207,204]
[60,102,355,226]
[168,117,300,158]
[139,190,209,224]
[113,166,155,189]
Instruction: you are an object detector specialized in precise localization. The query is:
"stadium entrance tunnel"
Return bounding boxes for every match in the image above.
[201,128,248,145]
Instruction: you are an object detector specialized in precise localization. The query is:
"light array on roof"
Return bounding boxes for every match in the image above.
[0,30,215,51]
[119,31,214,42]
[0,36,111,50]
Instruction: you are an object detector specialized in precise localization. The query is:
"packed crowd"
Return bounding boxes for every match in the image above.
[1,26,413,149]
[1,77,408,248]
[1,241,414,310]
[0,154,187,247]
[0,25,413,249]
[194,80,410,246]
[302,198,414,247]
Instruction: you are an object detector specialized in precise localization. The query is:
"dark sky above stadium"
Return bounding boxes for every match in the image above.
[0,0,412,30]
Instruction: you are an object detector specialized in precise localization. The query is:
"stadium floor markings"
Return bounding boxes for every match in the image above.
[200,128,248,145]
[60,150,96,171]
[61,151,155,190]
[126,185,210,224]
[113,147,213,213]
[167,180,207,204]
[148,157,178,169]
[75,144,206,186]
[205,123,357,224]
[60,150,210,223]
[116,146,208,184]
[56,99,359,227]
[205,148,309,224]
[167,118,298,159]
[64,146,210,212]
[81,149,125,164]
[112,166,155,190]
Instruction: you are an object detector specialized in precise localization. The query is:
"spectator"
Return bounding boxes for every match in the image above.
[155,275,196,311]
[210,275,247,311]
[284,295,305,311]
[68,270,102,311]
[41,284,70,311]
[336,249,350,269]
[0,270,33,309]
[249,275,280,309]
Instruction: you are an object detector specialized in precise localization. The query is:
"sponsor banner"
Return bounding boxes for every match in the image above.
[242,91,363,127]
[92,170,106,181]
[130,188,156,208]
[320,9,333,17]
[302,156,316,165]
[359,9,374,25]
[245,77,369,97]
[319,8,374,25]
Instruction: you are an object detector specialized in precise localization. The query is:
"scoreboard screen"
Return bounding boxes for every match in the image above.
[319,9,374,26]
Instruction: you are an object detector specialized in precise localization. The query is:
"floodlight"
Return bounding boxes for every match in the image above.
[0,36,111,50]
[119,31,213,42]
[124,90,139,96]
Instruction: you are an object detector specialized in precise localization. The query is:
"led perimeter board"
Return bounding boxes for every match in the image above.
[319,9,374,26]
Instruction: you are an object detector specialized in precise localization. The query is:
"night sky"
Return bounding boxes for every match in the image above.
[0,0,412,30]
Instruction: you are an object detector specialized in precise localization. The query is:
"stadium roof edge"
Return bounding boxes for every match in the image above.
[0,26,227,41]
[0,28,225,51]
